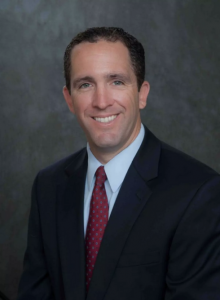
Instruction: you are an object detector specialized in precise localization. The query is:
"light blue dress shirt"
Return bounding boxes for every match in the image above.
[84,124,145,235]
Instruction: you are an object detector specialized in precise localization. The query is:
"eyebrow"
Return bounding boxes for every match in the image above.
[72,73,131,88]
[106,73,131,82]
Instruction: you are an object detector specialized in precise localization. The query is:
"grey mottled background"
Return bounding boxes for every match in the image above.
[0,0,220,298]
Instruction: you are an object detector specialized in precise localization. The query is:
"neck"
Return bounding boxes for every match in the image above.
[90,149,120,165]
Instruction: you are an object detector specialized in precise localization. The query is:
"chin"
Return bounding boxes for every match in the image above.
[93,133,119,145]
[96,140,119,149]
[95,139,126,154]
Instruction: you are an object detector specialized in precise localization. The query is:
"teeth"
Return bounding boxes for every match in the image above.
[94,115,117,123]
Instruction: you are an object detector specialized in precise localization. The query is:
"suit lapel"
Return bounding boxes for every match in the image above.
[87,128,161,300]
[57,149,87,300]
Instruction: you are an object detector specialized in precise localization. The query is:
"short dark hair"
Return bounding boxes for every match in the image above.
[64,27,145,92]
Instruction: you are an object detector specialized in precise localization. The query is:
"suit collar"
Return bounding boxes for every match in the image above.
[57,126,161,300]
[64,148,87,177]
[133,125,161,182]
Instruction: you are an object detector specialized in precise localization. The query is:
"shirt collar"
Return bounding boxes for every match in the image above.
[87,124,145,192]
[87,147,102,191]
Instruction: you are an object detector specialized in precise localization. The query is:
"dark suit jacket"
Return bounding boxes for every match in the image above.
[17,127,220,300]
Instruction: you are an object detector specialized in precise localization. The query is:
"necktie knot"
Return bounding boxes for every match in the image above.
[95,166,107,185]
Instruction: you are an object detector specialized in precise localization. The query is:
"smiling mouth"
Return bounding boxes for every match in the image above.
[93,115,118,123]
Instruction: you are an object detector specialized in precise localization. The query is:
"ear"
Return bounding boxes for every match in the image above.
[63,86,75,114]
[138,81,150,109]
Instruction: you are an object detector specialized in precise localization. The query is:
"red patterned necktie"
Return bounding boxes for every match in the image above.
[85,166,109,291]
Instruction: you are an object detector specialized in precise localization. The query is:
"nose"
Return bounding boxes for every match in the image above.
[92,85,113,109]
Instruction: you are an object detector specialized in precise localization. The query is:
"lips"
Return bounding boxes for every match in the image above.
[93,115,117,123]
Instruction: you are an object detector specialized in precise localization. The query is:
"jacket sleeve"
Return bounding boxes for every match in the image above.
[17,174,55,300]
[165,176,220,300]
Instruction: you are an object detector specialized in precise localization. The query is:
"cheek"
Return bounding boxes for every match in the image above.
[72,98,89,115]
[112,90,134,108]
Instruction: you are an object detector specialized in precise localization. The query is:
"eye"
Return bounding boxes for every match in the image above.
[113,80,123,86]
[79,83,91,89]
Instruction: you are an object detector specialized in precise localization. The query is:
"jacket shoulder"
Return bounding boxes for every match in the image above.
[37,147,87,182]
[160,141,219,183]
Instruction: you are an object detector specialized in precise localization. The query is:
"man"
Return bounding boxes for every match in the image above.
[17,27,220,300]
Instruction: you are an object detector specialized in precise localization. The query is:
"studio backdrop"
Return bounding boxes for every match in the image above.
[0,0,220,299]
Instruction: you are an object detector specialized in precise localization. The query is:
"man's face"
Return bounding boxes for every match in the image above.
[63,40,150,162]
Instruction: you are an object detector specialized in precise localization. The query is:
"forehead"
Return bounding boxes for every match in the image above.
[70,40,134,76]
